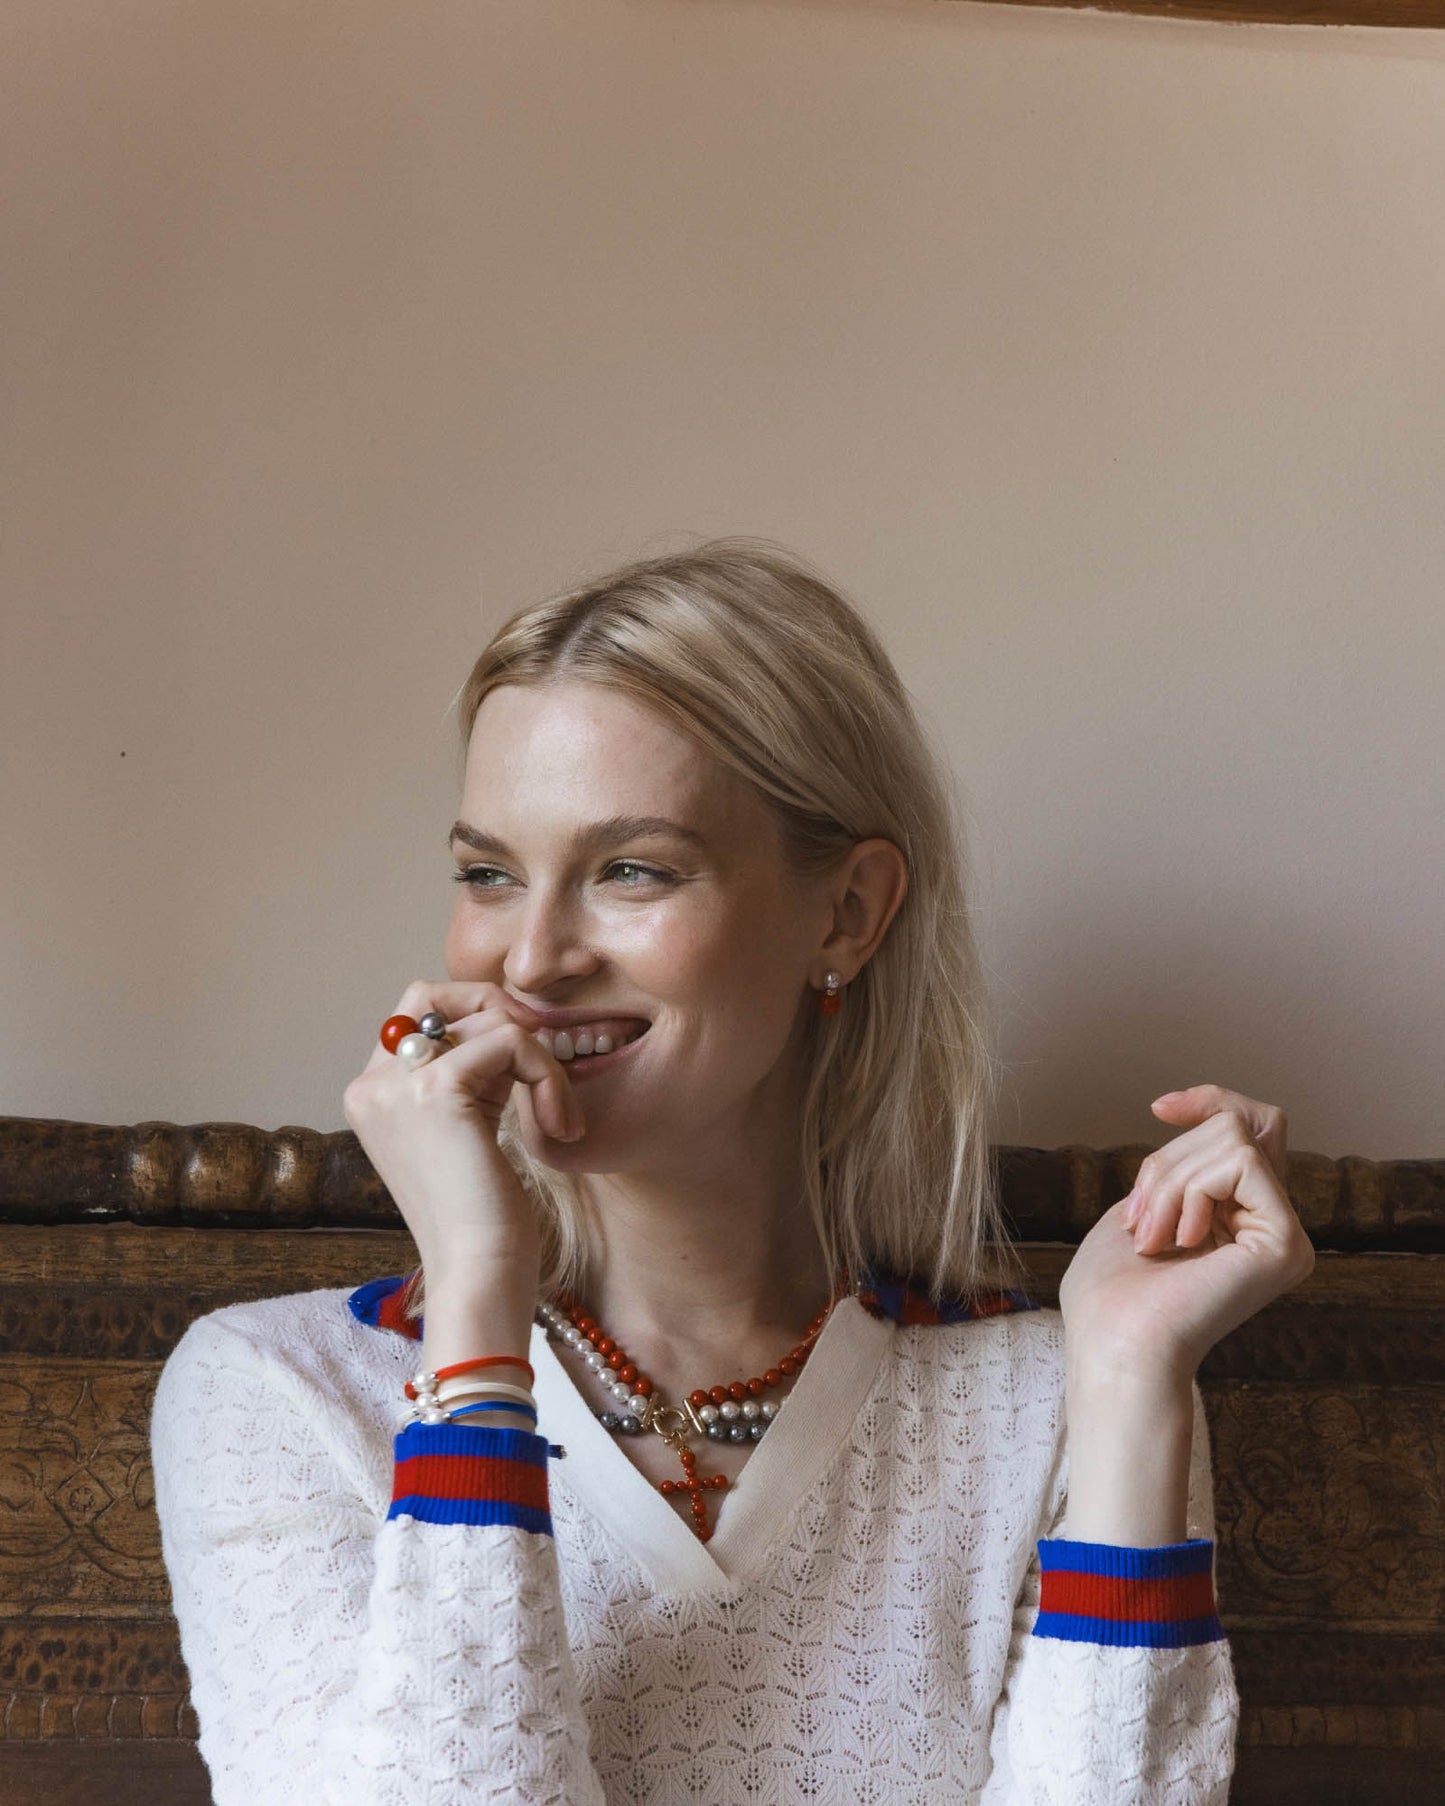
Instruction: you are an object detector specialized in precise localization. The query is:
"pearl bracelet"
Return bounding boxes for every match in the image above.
[406,1367,537,1426]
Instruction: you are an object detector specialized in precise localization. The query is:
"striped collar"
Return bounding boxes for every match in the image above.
[347,1268,1038,1338]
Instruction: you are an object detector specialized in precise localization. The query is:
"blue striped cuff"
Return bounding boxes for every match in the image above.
[1032,1537,1225,1647]
[388,1421,554,1534]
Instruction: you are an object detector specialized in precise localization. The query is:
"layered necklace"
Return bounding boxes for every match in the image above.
[535,1283,850,1542]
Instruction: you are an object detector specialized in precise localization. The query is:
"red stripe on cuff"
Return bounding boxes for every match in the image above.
[1040,1567,1218,1624]
[392,1451,550,1513]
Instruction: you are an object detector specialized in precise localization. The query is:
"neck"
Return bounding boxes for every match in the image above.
[565,1156,840,1396]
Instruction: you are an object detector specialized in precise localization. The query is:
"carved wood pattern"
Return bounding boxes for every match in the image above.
[0,1362,170,1613]
[3,1116,1441,1250]
[0,1619,197,1739]
[0,1120,1439,1806]
[1210,1385,1445,1624]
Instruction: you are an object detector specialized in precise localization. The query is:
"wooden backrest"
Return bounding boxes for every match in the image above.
[2,1116,1441,1805]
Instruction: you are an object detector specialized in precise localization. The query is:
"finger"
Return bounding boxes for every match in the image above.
[1135,1141,1287,1256]
[440,1019,585,1143]
[362,982,541,1073]
[1124,1121,1236,1231]
[1151,1085,1289,1186]
[1132,1125,1244,1250]
[391,979,542,1033]
[1175,1178,1228,1249]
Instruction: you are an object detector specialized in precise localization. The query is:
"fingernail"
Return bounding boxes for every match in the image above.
[1122,1190,1141,1229]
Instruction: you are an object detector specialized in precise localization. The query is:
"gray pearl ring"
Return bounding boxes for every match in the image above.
[396,1010,457,1067]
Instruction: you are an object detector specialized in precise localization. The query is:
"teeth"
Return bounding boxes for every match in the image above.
[534,1024,642,1059]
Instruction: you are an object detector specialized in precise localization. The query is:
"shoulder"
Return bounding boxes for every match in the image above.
[155,1280,409,1414]
[150,1284,411,1518]
[857,1267,1063,1395]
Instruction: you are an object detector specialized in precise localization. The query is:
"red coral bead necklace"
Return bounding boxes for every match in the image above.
[536,1284,849,1542]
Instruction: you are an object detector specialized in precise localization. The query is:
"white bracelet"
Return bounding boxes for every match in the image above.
[404,1370,537,1427]
[405,1362,537,1429]
[436,1377,536,1407]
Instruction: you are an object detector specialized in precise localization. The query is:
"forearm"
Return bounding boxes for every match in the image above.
[1062,1359,1194,1546]
[155,1313,607,1805]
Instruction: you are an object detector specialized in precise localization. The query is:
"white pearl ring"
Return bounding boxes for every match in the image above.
[395,1009,458,1067]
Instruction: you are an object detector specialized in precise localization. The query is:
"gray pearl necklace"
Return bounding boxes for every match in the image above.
[534,1302,783,1444]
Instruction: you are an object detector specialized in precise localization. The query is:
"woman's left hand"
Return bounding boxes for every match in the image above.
[1057,1085,1317,1384]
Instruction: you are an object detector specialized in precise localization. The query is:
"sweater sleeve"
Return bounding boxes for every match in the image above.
[149,1312,607,1806]
[978,1377,1240,1805]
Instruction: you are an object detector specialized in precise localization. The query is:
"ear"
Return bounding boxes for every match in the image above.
[816,838,909,981]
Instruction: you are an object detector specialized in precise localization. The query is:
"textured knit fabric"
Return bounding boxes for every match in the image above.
[150,1272,1239,1805]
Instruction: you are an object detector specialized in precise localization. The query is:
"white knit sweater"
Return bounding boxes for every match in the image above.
[150,1270,1239,1805]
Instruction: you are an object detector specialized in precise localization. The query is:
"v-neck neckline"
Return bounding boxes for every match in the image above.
[529,1294,894,1595]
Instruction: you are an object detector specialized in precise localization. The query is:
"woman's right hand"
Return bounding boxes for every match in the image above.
[342,981,585,1284]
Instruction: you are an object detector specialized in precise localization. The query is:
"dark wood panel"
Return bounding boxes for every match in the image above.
[2,1117,1439,1805]
[2,1740,1441,1805]
[1231,1747,1445,1804]
[7,1226,1443,1377]
[1230,1629,1445,1709]
[0,1743,211,1806]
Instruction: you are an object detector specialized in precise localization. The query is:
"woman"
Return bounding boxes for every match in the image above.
[151,538,1315,1804]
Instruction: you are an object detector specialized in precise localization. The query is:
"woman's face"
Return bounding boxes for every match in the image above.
[443,678,833,1174]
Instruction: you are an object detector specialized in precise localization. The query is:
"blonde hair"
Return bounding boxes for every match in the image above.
[402,537,1026,1319]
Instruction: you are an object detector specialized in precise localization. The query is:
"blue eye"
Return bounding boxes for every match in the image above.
[606,861,670,885]
[451,862,674,890]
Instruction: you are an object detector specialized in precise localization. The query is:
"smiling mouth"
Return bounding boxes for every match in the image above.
[532,1021,650,1064]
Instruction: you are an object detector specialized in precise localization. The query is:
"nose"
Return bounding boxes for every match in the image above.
[502,885,599,996]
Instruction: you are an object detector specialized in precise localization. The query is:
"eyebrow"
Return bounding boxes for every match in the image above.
[448,814,708,857]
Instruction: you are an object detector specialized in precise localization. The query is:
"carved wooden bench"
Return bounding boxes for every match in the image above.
[2,1115,1441,1804]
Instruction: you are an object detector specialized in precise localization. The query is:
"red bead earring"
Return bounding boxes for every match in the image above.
[818,971,843,1016]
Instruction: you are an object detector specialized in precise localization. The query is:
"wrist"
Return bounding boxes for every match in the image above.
[1065,1333,1198,1399]
[1062,1365,1196,1548]
[418,1235,539,1293]
[420,1268,539,1374]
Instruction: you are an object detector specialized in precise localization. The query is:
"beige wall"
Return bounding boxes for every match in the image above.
[4,0,1441,1157]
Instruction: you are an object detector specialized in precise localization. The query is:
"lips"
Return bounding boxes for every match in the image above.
[516,1000,648,1029]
